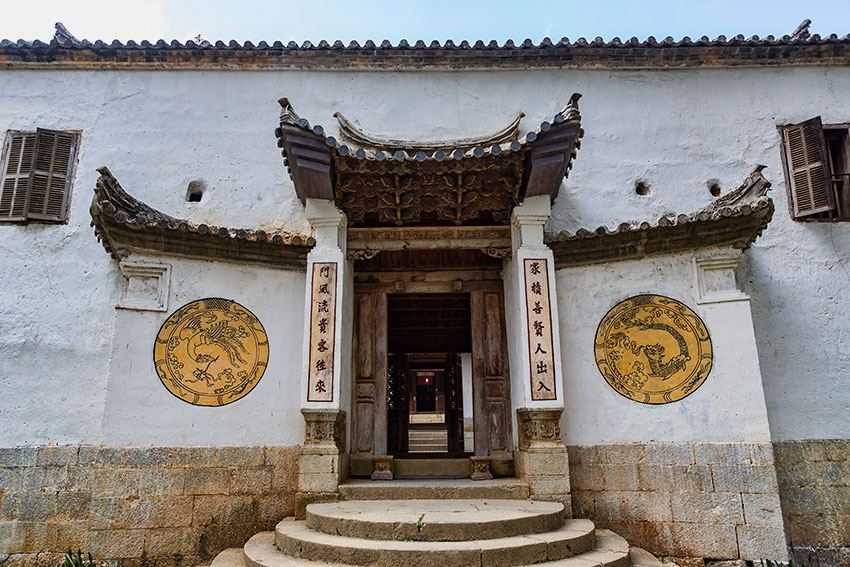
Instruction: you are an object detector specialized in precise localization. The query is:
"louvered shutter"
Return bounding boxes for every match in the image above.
[782,117,836,218]
[24,129,78,221]
[0,132,36,221]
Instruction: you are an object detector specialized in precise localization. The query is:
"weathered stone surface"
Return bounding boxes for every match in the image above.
[0,448,38,468]
[232,467,274,495]
[145,526,202,556]
[306,499,566,541]
[338,478,529,501]
[87,529,145,558]
[0,522,57,553]
[79,447,124,468]
[16,493,56,522]
[92,469,139,497]
[55,521,88,551]
[694,443,752,466]
[670,493,743,524]
[642,444,694,465]
[36,447,78,467]
[138,468,185,496]
[741,493,783,525]
[711,464,778,493]
[172,447,218,468]
[595,492,672,522]
[599,465,639,491]
[637,465,713,493]
[124,447,173,468]
[217,447,265,467]
[570,464,606,491]
[665,522,738,558]
[55,491,91,521]
[185,468,230,495]
[89,496,193,529]
[735,524,788,561]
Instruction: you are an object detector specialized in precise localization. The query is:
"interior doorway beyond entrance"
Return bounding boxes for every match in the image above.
[387,293,472,457]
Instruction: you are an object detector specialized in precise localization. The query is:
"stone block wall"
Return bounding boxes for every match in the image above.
[0,446,299,567]
[774,440,850,567]
[567,442,787,563]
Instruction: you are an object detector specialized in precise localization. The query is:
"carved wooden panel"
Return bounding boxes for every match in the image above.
[471,289,512,457]
[351,292,388,455]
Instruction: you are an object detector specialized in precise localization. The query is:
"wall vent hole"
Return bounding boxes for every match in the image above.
[186,181,204,202]
[634,181,650,196]
[709,182,722,197]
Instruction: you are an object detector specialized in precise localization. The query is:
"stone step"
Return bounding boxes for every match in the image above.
[629,547,663,567]
[394,458,471,478]
[338,477,530,500]
[274,518,596,567]
[210,548,245,567]
[305,499,567,541]
[532,531,630,567]
[242,529,634,567]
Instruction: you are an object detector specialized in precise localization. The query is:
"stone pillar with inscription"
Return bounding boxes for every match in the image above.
[503,195,570,508]
[296,198,352,516]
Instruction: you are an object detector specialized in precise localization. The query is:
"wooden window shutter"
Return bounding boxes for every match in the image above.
[24,128,79,221]
[782,117,836,218]
[0,132,36,221]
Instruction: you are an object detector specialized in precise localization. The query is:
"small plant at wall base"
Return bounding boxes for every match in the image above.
[759,559,806,567]
[57,551,118,567]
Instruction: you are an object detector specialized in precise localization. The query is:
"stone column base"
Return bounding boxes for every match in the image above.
[298,409,346,503]
[470,456,493,480]
[371,455,394,480]
[516,408,570,511]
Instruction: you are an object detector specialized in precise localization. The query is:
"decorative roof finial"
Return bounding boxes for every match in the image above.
[791,19,811,40]
[54,22,79,46]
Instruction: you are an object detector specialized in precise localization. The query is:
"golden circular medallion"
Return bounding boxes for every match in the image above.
[594,295,712,404]
[153,298,269,406]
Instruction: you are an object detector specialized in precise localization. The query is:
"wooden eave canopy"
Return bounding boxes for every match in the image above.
[274,95,583,228]
[90,167,314,269]
[544,165,775,268]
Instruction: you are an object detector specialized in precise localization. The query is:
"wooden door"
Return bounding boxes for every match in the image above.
[471,289,512,458]
[351,292,388,458]
[387,353,410,455]
[445,353,464,454]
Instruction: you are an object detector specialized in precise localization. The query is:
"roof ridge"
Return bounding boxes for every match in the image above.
[3,33,850,50]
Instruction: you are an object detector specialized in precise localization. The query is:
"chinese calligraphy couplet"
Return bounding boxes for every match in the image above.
[308,262,337,402]
[524,259,557,401]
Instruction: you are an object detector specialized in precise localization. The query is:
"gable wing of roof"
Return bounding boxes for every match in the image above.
[91,167,313,269]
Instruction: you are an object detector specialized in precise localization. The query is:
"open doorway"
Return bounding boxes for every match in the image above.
[386,294,473,457]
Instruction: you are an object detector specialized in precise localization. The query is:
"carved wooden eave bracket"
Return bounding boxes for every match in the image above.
[90,167,314,270]
[274,95,583,228]
[545,165,774,268]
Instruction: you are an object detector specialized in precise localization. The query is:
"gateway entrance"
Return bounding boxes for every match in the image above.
[387,293,472,457]
[349,271,514,478]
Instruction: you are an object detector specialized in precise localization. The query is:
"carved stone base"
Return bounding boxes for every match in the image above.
[470,456,493,480]
[516,408,569,506]
[299,409,346,495]
[517,408,563,451]
[371,455,394,480]
[301,408,346,452]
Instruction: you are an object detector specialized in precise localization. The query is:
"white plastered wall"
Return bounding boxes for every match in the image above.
[101,253,306,446]
[556,248,772,445]
[0,65,848,446]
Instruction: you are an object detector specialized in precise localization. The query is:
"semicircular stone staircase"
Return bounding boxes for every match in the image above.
[209,481,661,567]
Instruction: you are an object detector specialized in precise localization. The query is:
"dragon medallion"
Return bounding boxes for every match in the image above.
[153,298,269,406]
[594,295,712,404]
